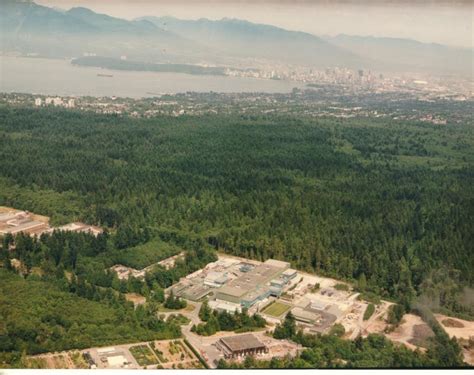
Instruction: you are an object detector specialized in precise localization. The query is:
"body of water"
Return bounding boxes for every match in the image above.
[0,56,302,98]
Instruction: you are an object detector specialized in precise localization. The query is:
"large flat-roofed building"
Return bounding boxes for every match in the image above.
[215,259,290,308]
[217,334,268,359]
[0,220,48,235]
[181,283,212,301]
[291,304,338,334]
[0,209,103,238]
[0,211,49,236]
[291,307,321,325]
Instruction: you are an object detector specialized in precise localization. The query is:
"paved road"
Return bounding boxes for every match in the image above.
[158,301,224,368]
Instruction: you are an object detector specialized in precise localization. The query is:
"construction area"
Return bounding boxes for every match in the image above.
[0,207,102,238]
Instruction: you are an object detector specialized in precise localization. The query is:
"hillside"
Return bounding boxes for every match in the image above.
[0,1,208,61]
[1,1,471,75]
[140,16,367,68]
[325,34,473,76]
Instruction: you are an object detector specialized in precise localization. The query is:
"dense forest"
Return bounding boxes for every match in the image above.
[0,227,216,367]
[0,269,181,364]
[0,105,472,366]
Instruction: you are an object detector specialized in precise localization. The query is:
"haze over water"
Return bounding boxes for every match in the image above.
[0,57,303,97]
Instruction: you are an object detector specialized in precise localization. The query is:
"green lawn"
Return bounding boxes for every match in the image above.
[262,301,291,317]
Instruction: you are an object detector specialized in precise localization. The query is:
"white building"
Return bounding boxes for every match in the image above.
[67,99,75,108]
[45,97,53,105]
[52,97,63,106]
[34,98,42,106]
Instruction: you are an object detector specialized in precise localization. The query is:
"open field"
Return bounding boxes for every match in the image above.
[27,351,88,369]
[111,238,183,270]
[262,301,291,317]
[434,314,474,366]
[435,314,474,340]
[386,314,432,351]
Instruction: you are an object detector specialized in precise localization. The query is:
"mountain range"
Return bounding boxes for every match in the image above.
[1,0,472,76]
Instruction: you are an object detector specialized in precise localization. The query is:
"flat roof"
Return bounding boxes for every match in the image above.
[205,271,227,282]
[0,220,46,234]
[182,284,212,300]
[220,334,266,352]
[217,259,288,298]
[218,285,248,298]
[292,307,321,323]
[310,300,328,310]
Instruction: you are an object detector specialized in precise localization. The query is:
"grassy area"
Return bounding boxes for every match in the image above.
[129,344,159,367]
[334,283,350,291]
[262,301,291,317]
[108,238,182,269]
[158,303,195,313]
[166,314,191,326]
[70,351,89,369]
[26,357,48,369]
[363,303,375,321]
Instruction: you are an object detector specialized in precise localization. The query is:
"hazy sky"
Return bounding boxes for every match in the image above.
[36,0,473,48]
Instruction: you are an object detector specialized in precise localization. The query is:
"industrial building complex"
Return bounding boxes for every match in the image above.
[0,208,103,238]
[168,253,370,346]
[169,257,300,314]
[215,259,291,308]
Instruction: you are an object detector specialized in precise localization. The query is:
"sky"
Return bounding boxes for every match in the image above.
[35,0,473,48]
